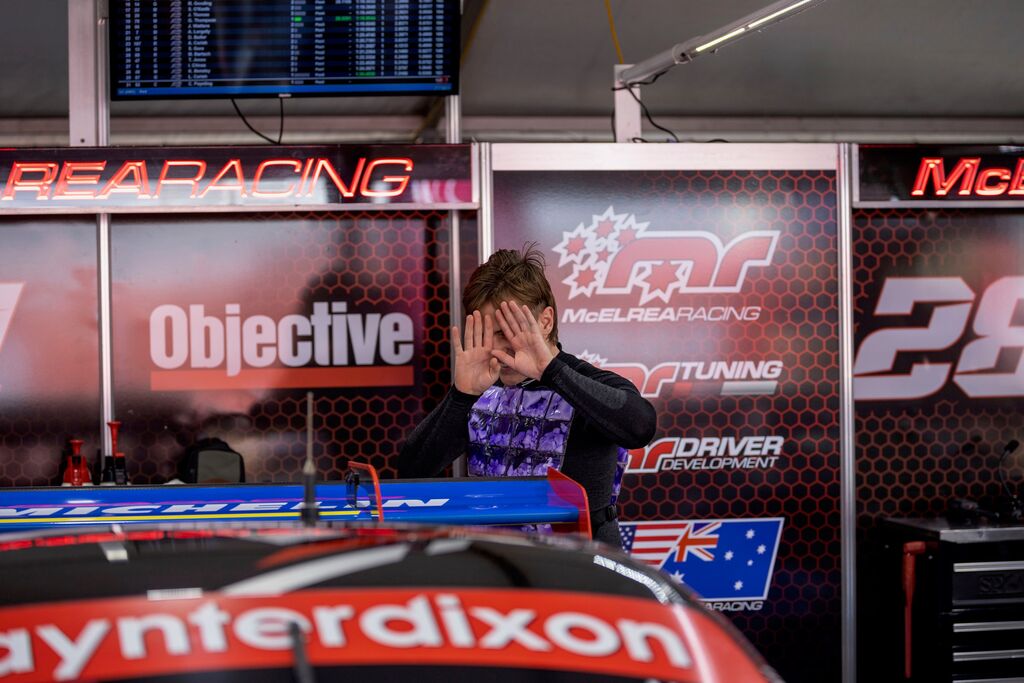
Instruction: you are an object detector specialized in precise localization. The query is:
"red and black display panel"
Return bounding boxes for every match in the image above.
[110,211,453,484]
[492,154,840,683]
[853,208,1024,538]
[854,144,1024,680]
[0,143,471,487]
[0,218,101,486]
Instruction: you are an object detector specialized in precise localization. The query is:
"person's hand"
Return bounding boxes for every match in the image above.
[452,310,499,395]
[491,301,555,381]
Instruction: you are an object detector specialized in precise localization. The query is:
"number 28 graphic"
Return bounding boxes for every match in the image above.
[854,276,1024,400]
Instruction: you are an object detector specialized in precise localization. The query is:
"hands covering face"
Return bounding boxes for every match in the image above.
[451,309,498,395]
[451,301,555,394]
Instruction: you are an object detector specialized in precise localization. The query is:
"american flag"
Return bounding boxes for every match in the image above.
[620,521,721,567]
[621,518,784,602]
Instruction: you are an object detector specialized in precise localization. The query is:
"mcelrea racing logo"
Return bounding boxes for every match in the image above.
[553,206,778,306]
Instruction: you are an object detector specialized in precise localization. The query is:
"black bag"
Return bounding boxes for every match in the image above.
[180,437,245,484]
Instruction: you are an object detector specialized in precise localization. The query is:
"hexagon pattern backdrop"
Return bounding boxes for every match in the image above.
[854,210,1024,519]
[853,209,1024,678]
[110,211,452,483]
[492,168,840,683]
[0,217,102,485]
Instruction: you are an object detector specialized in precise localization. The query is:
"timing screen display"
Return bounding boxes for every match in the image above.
[111,0,459,99]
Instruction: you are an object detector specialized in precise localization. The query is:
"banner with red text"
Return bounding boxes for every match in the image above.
[0,588,764,683]
[490,143,839,683]
[110,211,452,484]
[0,145,473,212]
[857,144,1024,206]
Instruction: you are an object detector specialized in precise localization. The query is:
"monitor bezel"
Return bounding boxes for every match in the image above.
[108,0,461,101]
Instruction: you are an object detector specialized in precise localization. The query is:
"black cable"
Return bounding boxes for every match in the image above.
[610,71,679,142]
[640,72,666,88]
[611,83,679,143]
[231,97,284,144]
[609,71,666,141]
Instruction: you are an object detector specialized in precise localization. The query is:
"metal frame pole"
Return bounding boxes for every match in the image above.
[613,65,642,143]
[68,0,109,147]
[837,142,857,683]
[97,214,114,456]
[446,94,466,476]
[478,143,494,262]
[70,0,115,457]
[457,142,496,478]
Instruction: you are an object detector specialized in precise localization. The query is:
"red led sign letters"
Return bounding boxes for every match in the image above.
[1,157,415,202]
[0,145,472,211]
[911,157,1024,198]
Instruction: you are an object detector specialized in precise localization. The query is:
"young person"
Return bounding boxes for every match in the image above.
[397,246,657,546]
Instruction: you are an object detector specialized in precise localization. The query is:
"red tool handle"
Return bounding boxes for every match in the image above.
[107,421,121,458]
[902,541,926,679]
[65,439,85,486]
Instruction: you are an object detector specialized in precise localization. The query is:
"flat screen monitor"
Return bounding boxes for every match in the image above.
[110,0,460,100]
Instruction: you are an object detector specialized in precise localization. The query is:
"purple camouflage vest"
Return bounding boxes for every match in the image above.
[467,383,630,508]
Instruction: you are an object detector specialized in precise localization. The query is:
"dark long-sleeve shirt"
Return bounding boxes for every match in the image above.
[397,351,657,544]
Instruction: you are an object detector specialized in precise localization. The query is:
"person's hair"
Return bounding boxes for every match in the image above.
[462,244,559,344]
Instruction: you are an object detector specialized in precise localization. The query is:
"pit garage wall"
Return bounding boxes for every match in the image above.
[0,144,473,485]
[487,143,843,683]
[110,211,454,483]
[0,217,101,484]
[853,145,1024,680]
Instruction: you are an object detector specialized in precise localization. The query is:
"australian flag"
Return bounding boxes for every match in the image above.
[620,518,784,601]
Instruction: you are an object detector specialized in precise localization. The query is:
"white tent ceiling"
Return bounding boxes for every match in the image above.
[2,0,1023,145]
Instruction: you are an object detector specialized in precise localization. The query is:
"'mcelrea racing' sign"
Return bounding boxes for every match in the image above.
[0,145,474,212]
[492,159,841,681]
[553,207,775,323]
[857,145,1024,205]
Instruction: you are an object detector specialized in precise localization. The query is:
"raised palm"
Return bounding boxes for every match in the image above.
[452,310,499,394]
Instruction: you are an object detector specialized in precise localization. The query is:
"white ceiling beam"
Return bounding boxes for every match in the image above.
[2,115,1024,146]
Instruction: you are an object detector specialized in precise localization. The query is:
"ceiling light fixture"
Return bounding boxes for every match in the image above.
[613,0,828,141]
